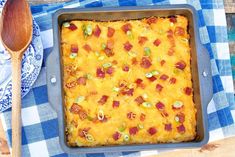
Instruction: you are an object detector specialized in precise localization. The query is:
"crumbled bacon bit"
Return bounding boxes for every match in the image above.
[175,61,186,70]
[96,68,105,78]
[160,60,166,66]
[68,23,77,31]
[135,96,145,105]
[140,113,146,121]
[78,128,90,138]
[167,29,174,38]
[156,84,163,92]
[177,124,186,134]
[112,101,120,108]
[169,16,177,23]
[65,81,77,88]
[122,65,129,72]
[135,78,143,85]
[129,127,138,135]
[100,116,108,123]
[121,23,132,33]
[146,17,157,25]
[160,74,169,81]
[140,57,152,69]
[148,76,157,82]
[98,95,109,105]
[153,39,161,47]
[83,44,92,52]
[122,88,134,96]
[107,40,114,49]
[71,44,79,53]
[77,77,86,85]
[165,123,172,131]
[123,41,133,51]
[148,127,157,135]
[184,87,192,95]
[78,110,88,120]
[155,101,165,110]
[168,48,174,56]
[104,47,114,57]
[93,25,101,37]
[161,111,169,117]
[112,131,121,141]
[127,112,136,120]
[106,67,114,75]
[169,77,177,84]
[138,36,148,45]
[174,26,185,36]
[176,113,185,123]
[107,27,115,37]
[70,103,82,114]
[131,58,138,65]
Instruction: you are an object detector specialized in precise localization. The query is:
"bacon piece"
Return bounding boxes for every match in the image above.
[70,103,82,114]
[167,29,174,38]
[106,67,114,75]
[156,84,163,92]
[107,40,114,49]
[140,57,152,69]
[140,113,146,121]
[78,110,88,120]
[129,127,138,135]
[169,77,177,84]
[107,27,115,37]
[65,81,77,88]
[176,113,185,123]
[93,25,101,37]
[160,60,166,66]
[77,77,86,85]
[127,112,136,120]
[131,58,138,65]
[138,36,148,45]
[135,78,143,85]
[112,131,121,141]
[83,44,92,52]
[135,96,145,105]
[153,39,161,47]
[122,88,134,96]
[168,48,174,56]
[68,23,77,31]
[161,111,169,117]
[122,65,129,72]
[146,17,157,25]
[121,23,132,33]
[98,95,109,105]
[177,124,186,134]
[123,41,133,51]
[160,74,169,81]
[174,26,185,36]
[169,16,177,23]
[175,61,186,70]
[147,76,157,82]
[112,101,120,108]
[78,128,90,138]
[184,87,192,95]
[71,44,79,53]
[155,101,165,110]
[148,127,157,135]
[165,123,172,131]
[104,47,114,57]
[96,68,105,78]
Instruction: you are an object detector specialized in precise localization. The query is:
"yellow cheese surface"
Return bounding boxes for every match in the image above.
[61,16,196,147]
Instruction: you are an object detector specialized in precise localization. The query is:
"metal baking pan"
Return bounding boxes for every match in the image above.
[46,4,213,154]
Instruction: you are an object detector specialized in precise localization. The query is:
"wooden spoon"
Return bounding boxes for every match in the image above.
[0,0,33,156]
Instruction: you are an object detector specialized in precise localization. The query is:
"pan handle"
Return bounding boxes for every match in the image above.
[46,48,62,113]
[197,44,213,108]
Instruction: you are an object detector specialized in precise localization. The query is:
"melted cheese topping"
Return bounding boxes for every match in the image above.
[61,15,196,147]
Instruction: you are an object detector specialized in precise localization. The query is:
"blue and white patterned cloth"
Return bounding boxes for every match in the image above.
[0,0,235,156]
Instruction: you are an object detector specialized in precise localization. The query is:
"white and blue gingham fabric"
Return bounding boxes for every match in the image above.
[0,0,235,156]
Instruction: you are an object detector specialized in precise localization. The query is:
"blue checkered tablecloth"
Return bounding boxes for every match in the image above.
[0,0,235,156]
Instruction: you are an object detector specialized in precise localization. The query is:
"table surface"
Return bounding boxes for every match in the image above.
[0,0,235,157]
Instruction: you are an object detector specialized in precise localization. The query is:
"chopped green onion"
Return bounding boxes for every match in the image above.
[123,134,130,142]
[128,51,137,57]
[98,56,105,61]
[69,53,77,59]
[101,43,106,50]
[142,102,152,108]
[76,140,83,146]
[85,133,94,142]
[173,68,180,74]
[181,38,189,43]
[138,124,144,129]
[113,87,120,92]
[87,116,94,121]
[97,109,105,121]
[173,101,183,108]
[75,96,85,103]
[82,24,93,38]
[63,22,70,28]
[86,73,93,80]
[151,70,159,76]
[95,51,100,57]
[118,123,126,132]
[145,72,153,78]
[142,93,148,99]
[175,116,180,122]
[127,31,134,39]
[144,47,151,56]
[102,62,112,68]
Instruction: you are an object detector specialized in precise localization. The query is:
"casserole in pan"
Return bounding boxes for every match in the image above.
[46,5,213,154]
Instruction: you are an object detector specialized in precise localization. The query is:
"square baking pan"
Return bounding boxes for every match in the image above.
[46,4,213,154]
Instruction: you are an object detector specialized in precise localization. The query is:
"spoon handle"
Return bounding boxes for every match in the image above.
[11,55,22,157]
